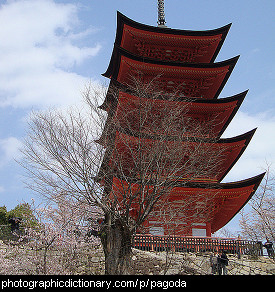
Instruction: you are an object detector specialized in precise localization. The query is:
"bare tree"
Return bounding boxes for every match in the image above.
[239,163,275,242]
[20,77,224,274]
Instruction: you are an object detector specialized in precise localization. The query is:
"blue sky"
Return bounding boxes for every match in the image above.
[0,0,274,234]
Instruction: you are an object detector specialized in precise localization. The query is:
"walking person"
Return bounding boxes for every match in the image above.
[219,251,229,275]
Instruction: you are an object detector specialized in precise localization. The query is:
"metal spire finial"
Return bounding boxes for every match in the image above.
[157,0,167,27]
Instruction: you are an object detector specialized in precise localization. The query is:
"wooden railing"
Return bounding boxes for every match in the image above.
[1,225,263,256]
[133,234,263,256]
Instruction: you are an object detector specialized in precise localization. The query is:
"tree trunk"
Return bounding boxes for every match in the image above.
[100,214,133,275]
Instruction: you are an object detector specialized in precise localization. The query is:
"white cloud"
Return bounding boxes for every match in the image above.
[0,0,101,108]
[222,111,275,182]
[0,136,22,165]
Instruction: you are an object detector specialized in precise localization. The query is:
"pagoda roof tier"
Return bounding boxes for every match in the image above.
[113,12,231,63]
[97,129,256,184]
[103,47,239,99]
[110,173,265,233]
[98,89,247,140]
[162,173,265,233]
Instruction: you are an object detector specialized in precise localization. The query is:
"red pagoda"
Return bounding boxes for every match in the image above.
[97,2,264,237]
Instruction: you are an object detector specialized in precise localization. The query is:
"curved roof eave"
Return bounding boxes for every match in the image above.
[116,11,232,39]
[115,12,232,63]
[210,172,265,232]
[99,80,248,110]
[217,128,257,181]
[218,128,256,144]
[179,172,265,189]
[102,45,239,78]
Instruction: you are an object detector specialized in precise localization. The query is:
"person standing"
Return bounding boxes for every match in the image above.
[219,251,229,275]
[263,238,274,258]
[210,252,218,275]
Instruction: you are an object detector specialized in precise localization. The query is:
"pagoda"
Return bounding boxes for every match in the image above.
[97,1,264,237]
